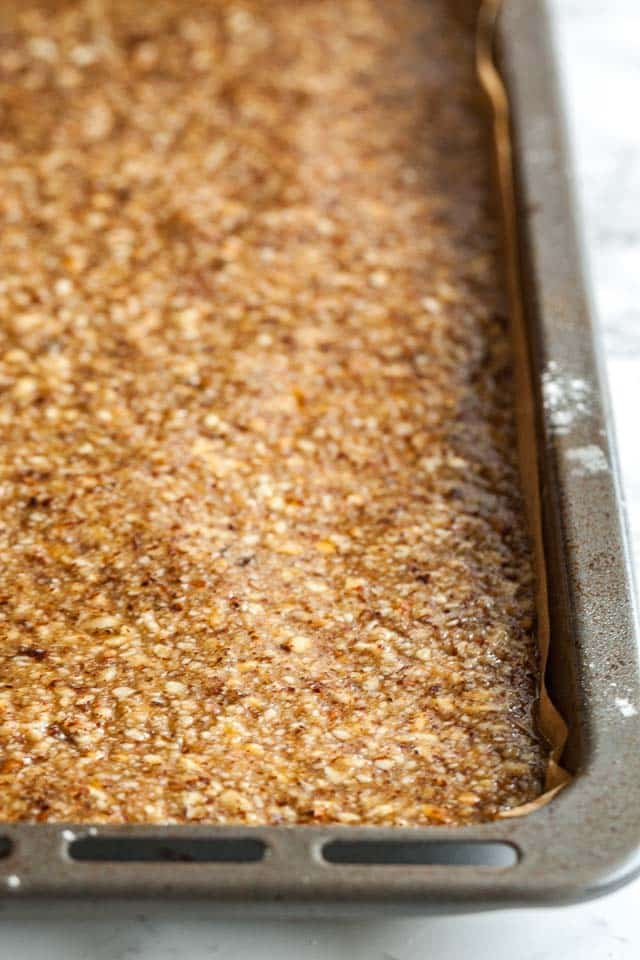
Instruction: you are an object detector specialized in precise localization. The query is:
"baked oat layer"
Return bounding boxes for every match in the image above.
[0,0,544,824]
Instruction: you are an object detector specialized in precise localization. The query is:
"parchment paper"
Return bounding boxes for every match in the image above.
[476,0,571,816]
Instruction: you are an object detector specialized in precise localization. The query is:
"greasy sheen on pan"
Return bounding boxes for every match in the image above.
[0,0,545,825]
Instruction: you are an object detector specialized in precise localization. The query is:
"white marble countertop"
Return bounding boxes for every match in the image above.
[2,1,639,956]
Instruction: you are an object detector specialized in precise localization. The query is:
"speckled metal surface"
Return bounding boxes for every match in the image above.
[0,0,638,910]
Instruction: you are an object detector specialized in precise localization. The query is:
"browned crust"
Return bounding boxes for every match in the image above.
[0,0,544,824]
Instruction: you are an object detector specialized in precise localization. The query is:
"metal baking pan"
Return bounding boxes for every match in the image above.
[1,0,639,911]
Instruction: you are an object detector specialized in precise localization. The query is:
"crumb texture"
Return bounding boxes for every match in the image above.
[0,0,544,824]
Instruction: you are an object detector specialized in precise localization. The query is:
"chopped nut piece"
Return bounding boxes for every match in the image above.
[290,636,312,654]
[306,580,328,594]
[82,616,121,631]
[275,542,304,556]
[316,539,337,554]
[458,792,481,805]
[12,377,38,402]
[219,789,244,811]
[345,577,366,592]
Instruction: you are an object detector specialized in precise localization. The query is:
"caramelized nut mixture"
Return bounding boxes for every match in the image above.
[0,0,544,824]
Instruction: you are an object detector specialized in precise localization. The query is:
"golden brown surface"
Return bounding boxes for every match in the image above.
[0,0,544,824]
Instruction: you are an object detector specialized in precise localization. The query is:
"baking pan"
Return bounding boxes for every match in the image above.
[1,0,639,911]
